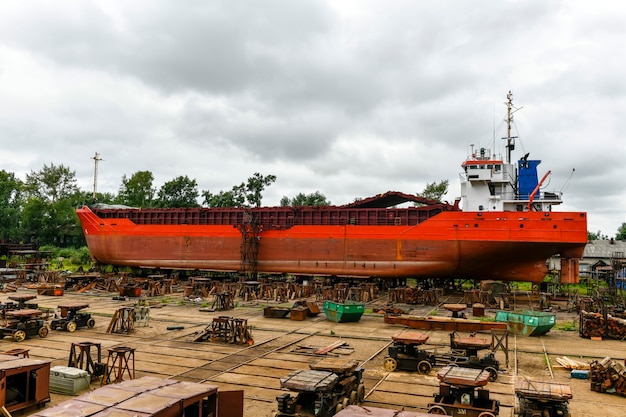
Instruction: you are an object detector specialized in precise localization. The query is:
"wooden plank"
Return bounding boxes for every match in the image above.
[1,405,13,417]
[314,340,347,355]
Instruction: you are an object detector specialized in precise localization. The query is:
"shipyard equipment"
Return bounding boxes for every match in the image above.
[427,366,499,417]
[383,332,500,381]
[383,332,436,374]
[514,379,572,417]
[275,358,365,417]
[50,303,95,332]
[0,309,48,342]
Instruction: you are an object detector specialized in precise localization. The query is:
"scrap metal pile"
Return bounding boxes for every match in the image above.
[590,357,626,396]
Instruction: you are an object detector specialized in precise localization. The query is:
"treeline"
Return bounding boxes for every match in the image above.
[0,164,333,248]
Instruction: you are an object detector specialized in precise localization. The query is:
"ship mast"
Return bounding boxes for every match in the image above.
[503,90,521,163]
[92,152,103,200]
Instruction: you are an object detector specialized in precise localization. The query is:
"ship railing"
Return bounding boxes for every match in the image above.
[93,204,456,228]
[497,191,563,202]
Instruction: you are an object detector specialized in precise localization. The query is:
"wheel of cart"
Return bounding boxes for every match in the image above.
[427,405,447,414]
[357,382,365,402]
[13,330,26,342]
[336,396,350,413]
[383,357,398,372]
[484,366,498,382]
[418,359,433,374]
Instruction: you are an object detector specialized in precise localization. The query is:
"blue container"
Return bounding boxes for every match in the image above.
[571,369,589,379]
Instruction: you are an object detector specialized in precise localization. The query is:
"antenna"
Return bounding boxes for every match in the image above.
[502,90,522,163]
[92,152,103,200]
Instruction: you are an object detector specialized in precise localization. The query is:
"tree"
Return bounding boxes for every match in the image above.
[23,163,78,203]
[588,230,607,240]
[245,172,277,207]
[0,170,23,240]
[202,173,276,208]
[117,171,156,207]
[280,191,330,206]
[155,175,200,208]
[202,189,245,208]
[22,163,82,246]
[616,223,626,241]
[417,180,449,202]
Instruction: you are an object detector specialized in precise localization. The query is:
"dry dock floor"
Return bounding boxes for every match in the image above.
[1,288,623,417]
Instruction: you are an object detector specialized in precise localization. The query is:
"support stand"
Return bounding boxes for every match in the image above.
[102,346,135,385]
[68,341,105,379]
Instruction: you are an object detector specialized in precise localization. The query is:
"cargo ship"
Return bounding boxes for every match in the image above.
[76,92,587,283]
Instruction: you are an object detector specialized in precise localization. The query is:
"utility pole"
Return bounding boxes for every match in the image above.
[92,152,103,200]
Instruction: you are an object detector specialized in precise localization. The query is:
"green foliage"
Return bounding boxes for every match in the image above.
[202,188,246,208]
[155,175,200,208]
[70,247,93,266]
[0,170,23,241]
[24,163,78,202]
[245,173,277,207]
[38,245,93,271]
[83,191,117,205]
[554,320,577,331]
[21,164,83,246]
[117,171,155,207]
[281,190,330,206]
[616,223,626,241]
[588,230,609,240]
[417,180,449,202]
[202,172,276,208]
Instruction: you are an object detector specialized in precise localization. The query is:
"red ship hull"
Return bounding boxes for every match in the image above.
[76,205,587,283]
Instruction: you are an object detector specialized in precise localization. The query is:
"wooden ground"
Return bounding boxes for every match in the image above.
[1,288,624,417]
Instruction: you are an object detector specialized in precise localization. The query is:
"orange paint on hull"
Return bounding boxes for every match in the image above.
[77,206,587,283]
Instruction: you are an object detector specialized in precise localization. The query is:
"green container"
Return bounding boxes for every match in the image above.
[495,310,556,336]
[323,301,364,323]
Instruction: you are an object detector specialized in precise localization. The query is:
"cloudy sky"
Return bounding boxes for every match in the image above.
[1,1,624,236]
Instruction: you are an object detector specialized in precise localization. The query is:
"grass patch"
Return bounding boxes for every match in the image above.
[554,320,578,331]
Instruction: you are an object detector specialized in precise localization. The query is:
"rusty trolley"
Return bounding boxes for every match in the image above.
[50,302,95,332]
[0,309,48,342]
[275,358,365,417]
[383,332,436,374]
[514,379,572,417]
[441,332,500,381]
[427,366,499,417]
